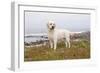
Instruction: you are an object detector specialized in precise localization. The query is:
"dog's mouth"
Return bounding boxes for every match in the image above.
[50,26,55,30]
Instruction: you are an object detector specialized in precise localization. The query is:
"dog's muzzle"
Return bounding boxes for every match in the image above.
[50,26,54,30]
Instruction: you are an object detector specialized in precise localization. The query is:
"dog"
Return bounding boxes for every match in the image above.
[47,21,70,50]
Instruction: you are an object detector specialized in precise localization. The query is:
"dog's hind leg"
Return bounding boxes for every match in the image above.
[67,38,70,48]
[65,36,70,48]
[65,39,68,48]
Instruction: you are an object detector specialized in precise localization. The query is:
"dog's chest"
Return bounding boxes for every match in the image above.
[48,32,54,40]
[48,30,66,41]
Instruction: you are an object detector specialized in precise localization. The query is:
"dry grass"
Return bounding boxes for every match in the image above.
[24,39,90,61]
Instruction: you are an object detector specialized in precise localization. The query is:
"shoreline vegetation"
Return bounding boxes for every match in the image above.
[24,31,90,61]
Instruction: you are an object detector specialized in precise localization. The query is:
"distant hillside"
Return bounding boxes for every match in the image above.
[71,31,90,41]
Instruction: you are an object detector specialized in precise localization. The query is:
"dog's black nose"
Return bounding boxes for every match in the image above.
[52,26,54,29]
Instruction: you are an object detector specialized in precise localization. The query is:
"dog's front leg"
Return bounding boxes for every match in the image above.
[50,40,53,48]
[54,37,57,50]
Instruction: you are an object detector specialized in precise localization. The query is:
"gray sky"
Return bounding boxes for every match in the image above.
[25,11,90,35]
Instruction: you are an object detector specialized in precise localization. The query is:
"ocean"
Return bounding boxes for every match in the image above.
[25,36,47,43]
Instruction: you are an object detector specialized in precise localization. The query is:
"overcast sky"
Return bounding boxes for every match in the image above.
[25,11,90,35]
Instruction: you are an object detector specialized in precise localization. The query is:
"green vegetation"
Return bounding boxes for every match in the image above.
[24,39,90,61]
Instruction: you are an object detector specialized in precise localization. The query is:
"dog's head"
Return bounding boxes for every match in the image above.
[47,21,56,30]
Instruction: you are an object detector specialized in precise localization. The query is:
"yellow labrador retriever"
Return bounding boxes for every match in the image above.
[47,21,70,50]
